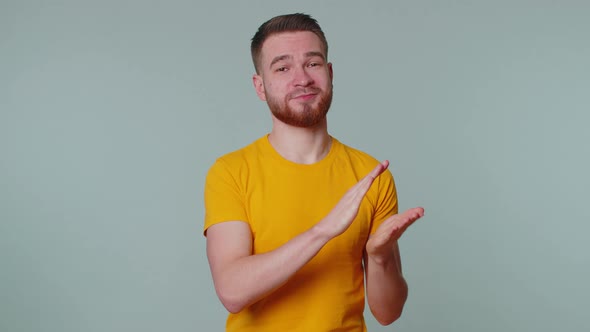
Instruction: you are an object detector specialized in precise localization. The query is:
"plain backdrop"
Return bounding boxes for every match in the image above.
[2,1,589,331]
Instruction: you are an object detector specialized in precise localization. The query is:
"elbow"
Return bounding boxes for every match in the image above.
[223,302,245,315]
[375,309,403,326]
[216,285,248,314]
[370,285,408,326]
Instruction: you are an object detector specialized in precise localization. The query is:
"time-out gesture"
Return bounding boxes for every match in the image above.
[316,160,390,239]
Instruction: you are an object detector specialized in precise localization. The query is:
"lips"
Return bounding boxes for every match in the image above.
[289,88,321,100]
[294,93,317,100]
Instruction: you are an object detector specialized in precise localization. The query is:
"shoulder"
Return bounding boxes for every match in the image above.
[333,138,396,188]
[207,136,266,176]
[335,138,382,171]
[217,136,264,164]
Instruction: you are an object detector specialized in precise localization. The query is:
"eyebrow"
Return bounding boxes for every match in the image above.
[269,51,326,69]
[270,55,291,68]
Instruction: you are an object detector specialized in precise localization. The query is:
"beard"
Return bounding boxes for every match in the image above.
[266,86,333,128]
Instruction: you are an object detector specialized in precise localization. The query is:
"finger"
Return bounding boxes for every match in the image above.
[376,207,423,233]
[401,207,424,219]
[348,177,374,204]
[395,207,425,235]
[345,161,391,207]
[370,208,423,246]
[351,160,389,194]
[367,160,389,180]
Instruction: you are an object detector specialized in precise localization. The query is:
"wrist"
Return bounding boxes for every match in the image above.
[310,222,335,243]
[367,252,392,266]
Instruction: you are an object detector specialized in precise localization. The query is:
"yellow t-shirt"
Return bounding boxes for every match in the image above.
[204,135,398,332]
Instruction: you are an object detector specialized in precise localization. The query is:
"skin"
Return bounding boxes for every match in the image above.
[206,30,424,325]
[253,31,334,164]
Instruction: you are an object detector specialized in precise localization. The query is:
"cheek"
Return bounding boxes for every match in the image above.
[265,83,285,100]
[320,72,333,86]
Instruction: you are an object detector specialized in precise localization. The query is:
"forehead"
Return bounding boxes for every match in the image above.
[260,31,325,63]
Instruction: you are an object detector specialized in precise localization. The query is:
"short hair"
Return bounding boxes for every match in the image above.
[251,13,329,74]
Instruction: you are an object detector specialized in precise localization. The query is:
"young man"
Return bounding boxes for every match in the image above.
[204,13,424,332]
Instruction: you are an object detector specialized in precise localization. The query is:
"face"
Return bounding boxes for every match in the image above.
[253,31,333,128]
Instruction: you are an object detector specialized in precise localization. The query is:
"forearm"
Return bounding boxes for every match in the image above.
[214,225,331,313]
[365,244,408,325]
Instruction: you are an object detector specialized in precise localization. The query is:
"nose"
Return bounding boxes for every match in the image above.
[293,67,314,87]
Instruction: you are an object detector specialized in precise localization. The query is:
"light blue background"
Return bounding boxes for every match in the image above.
[2,1,589,331]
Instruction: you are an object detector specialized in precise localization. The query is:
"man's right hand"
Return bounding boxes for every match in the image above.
[315,160,390,239]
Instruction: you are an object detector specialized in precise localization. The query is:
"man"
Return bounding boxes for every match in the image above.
[204,13,424,331]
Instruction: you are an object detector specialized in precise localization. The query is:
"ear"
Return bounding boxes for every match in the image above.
[252,74,266,101]
[328,62,333,80]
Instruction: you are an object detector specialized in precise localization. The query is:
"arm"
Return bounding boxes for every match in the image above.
[364,207,425,325]
[206,161,389,313]
[207,220,330,313]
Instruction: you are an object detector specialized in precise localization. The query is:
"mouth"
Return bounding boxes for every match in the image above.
[290,89,321,101]
[293,93,317,101]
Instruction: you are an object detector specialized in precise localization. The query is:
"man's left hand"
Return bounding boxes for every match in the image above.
[365,207,425,264]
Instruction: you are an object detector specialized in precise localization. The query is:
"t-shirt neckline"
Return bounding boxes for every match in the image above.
[259,134,341,169]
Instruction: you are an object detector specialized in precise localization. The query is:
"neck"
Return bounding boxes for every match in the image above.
[268,117,331,165]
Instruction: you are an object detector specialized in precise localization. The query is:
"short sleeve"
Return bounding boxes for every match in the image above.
[203,159,249,235]
[369,169,398,235]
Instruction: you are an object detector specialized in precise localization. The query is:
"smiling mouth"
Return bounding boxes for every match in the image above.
[290,89,321,101]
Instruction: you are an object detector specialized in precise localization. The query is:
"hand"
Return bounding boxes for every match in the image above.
[316,160,390,239]
[366,207,425,263]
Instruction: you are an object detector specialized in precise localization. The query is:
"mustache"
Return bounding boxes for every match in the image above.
[288,87,322,99]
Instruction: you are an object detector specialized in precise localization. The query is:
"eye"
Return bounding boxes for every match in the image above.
[308,61,323,68]
[276,66,288,72]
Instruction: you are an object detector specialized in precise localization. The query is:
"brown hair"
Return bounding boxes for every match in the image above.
[251,13,329,74]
